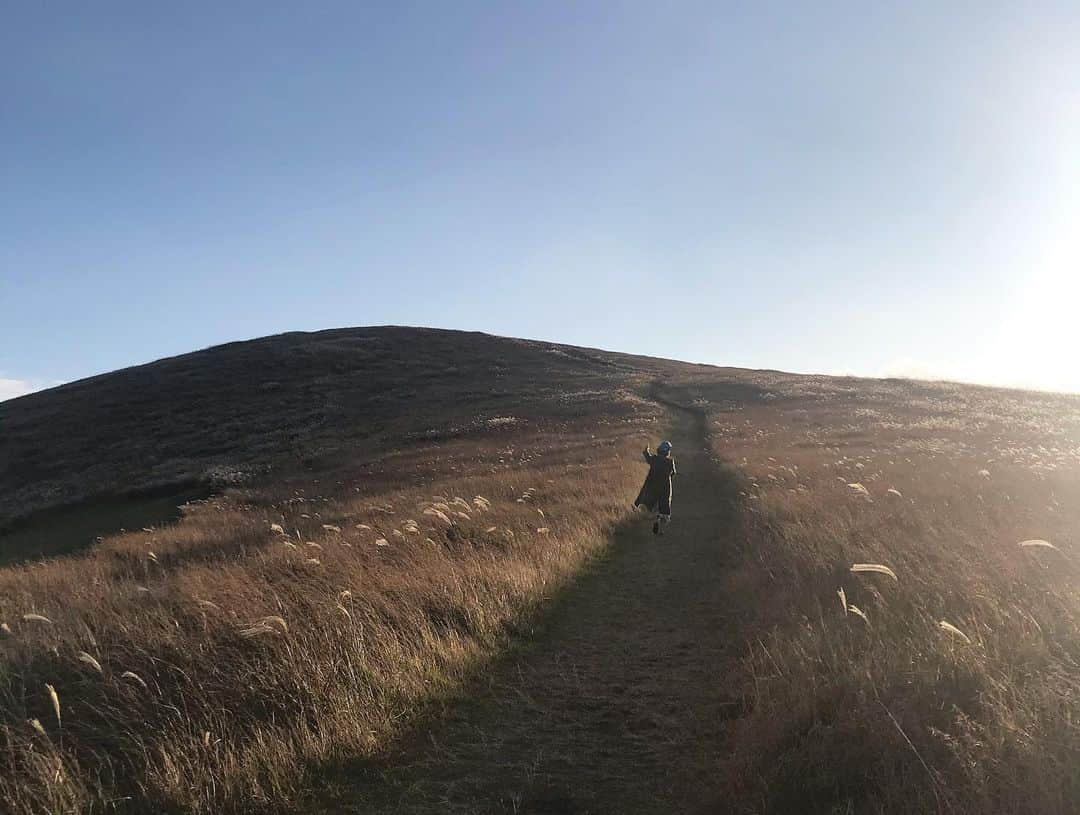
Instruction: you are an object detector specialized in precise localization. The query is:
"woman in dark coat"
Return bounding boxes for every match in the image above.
[634,440,676,535]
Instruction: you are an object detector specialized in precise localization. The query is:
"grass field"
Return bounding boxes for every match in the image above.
[2,328,1079,813]
[0,328,692,812]
[663,373,1080,813]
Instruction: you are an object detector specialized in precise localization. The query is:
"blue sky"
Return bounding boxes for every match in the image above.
[3,2,1079,401]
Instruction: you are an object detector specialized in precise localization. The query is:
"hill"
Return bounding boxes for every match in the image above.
[0,327,706,560]
[2,327,1080,814]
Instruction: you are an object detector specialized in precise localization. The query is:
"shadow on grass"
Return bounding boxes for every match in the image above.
[0,481,212,567]
[278,409,750,814]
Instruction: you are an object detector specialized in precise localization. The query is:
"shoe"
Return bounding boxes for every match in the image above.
[652,521,660,535]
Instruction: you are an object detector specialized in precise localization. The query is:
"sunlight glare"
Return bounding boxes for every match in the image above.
[1001,247,1080,393]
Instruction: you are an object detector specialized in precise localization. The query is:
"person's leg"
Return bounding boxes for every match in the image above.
[652,511,660,535]
[657,494,671,535]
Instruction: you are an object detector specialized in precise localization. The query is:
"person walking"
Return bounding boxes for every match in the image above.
[634,440,676,535]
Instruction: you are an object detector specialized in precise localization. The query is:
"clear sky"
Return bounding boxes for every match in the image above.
[3,2,1079,401]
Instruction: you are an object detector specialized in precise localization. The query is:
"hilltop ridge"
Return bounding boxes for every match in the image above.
[0,326,713,528]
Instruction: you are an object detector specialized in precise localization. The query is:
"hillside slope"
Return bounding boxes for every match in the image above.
[0,326,710,813]
[0,327,708,547]
[3,328,1080,814]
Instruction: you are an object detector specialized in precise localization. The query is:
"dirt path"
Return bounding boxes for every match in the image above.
[322,406,746,813]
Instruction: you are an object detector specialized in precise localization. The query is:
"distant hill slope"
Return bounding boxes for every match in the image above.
[5,326,1080,814]
[0,326,711,526]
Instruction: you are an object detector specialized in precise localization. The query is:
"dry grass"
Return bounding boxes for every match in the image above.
[6,328,1080,813]
[663,374,1080,814]
[0,395,662,813]
[0,327,695,532]
[0,327,715,812]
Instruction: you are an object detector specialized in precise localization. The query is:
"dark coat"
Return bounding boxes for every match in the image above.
[634,450,676,515]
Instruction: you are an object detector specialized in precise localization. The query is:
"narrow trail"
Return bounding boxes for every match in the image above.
[323,405,747,814]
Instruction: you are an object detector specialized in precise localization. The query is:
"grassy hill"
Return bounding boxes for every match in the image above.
[0,327,707,560]
[2,327,1080,814]
[662,372,1080,812]
[0,327,704,812]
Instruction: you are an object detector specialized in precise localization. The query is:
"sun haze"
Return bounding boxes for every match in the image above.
[2,2,1078,395]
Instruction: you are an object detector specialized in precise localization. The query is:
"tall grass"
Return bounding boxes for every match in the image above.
[0,422,652,813]
[684,375,1080,814]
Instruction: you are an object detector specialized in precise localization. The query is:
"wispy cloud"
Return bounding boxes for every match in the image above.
[0,377,33,399]
[0,376,62,403]
[0,378,35,402]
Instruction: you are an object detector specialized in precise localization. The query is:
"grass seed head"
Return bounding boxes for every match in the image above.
[120,671,149,690]
[938,620,972,644]
[850,563,898,582]
[76,652,103,673]
[847,605,870,624]
[1019,539,1058,550]
[45,684,60,728]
